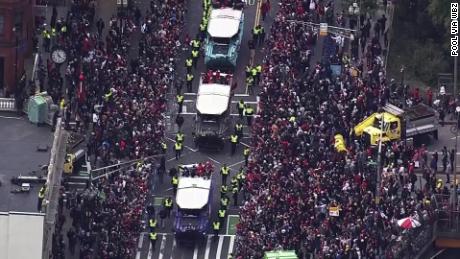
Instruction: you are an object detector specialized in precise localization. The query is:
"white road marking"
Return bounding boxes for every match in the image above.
[0,115,23,120]
[228,160,245,169]
[147,240,153,259]
[231,101,258,104]
[204,235,212,259]
[158,234,167,259]
[234,93,250,97]
[193,243,199,259]
[165,136,199,152]
[430,249,445,259]
[171,238,177,259]
[184,93,197,96]
[135,233,144,259]
[240,142,250,148]
[207,156,222,165]
[228,236,235,255]
[183,100,195,103]
[216,235,224,258]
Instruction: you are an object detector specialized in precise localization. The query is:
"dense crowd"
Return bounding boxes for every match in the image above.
[235,0,438,258]
[48,0,185,257]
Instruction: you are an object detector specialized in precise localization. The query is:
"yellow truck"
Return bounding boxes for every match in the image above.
[354,103,438,146]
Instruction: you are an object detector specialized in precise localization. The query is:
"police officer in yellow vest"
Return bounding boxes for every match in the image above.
[244,104,254,126]
[186,73,194,92]
[212,220,220,237]
[185,56,193,73]
[255,64,262,83]
[246,76,254,95]
[177,94,184,113]
[175,142,183,160]
[42,29,51,51]
[149,217,157,232]
[235,122,243,139]
[252,25,260,44]
[176,131,185,143]
[191,49,199,68]
[237,99,245,119]
[243,147,250,166]
[232,185,239,206]
[149,231,157,249]
[37,185,46,211]
[218,208,226,224]
[192,39,200,50]
[221,195,229,209]
[171,175,179,195]
[161,141,167,154]
[230,133,239,155]
[199,22,207,40]
[220,164,230,184]
[163,197,173,218]
[220,184,228,197]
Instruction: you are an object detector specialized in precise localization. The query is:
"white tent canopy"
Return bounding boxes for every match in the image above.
[207,8,243,38]
[196,83,231,115]
[176,176,211,210]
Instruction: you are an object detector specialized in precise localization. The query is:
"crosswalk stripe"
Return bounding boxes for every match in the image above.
[171,238,177,259]
[228,236,235,255]
[193,244,199,259]
[158,235,167,259]
[216,236,224,259]
[135,233,144,259]
[204,235,212,259]
[147,242,153,259]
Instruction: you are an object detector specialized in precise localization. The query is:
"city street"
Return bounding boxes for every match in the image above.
[134,0,274,257]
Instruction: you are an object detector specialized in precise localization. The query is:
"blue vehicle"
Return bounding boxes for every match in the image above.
[174,164,213,240]
[205,7,244,68]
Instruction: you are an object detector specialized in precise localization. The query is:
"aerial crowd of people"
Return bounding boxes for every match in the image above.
[235,0,439,258]
[47,0,186,257]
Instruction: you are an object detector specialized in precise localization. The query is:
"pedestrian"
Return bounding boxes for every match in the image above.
[218,208,226,224]
[230,133,238,155]
[149,231,157,250]
[235,121,243,139]
[243,147,250,166]
[177,93,184,113]
[171,174,179,195]
[176,114,184,129]
[220,164,230,184]
[175,142,183,160]
[244,104,254,126]
[212,220,220,238]
[232,185,238,206]
[186,73,194,92]
[163,197,173,218]
[237,100,245,119]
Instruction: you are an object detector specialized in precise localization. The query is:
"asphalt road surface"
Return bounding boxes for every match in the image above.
[134,0,275,258]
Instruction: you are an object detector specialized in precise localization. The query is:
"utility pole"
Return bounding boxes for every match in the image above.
[375,112,384,204]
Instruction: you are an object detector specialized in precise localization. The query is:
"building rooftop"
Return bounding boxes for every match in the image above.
[0,115,53,213]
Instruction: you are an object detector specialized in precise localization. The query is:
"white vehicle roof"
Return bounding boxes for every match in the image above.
[176,174,211,210]
[207,8,243,38]
[197,79,231,115]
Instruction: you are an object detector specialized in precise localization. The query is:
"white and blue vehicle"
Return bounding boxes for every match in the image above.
[205,7,244,68]
[174,164,213,240]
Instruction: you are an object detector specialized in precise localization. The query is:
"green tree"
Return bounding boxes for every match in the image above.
[427,0,451,31]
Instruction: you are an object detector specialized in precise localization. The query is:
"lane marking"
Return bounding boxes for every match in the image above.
[228,236,235,255]
[165,136,199,152]
[171,238,177,259]
[0,115,24,120]
[430,249,445,259]
[207,156,222,165]
[231,101,258,104]
[228,160,245,169]
[193,243,199,259]
[240,142,250,148]
[234,94,250,97]
[147,240,153,259]
[158,234,167,259]
[204,235,212,259]
[135,232,144,259]
[216,236,224,258]
[184,93,197,96]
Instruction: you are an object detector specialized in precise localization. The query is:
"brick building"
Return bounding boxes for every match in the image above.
[0,0,34,97]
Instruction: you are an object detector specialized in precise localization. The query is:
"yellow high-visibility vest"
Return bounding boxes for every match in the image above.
[149,232,157,240]
[149,219,157,228]
[230,135,238,143]
[221,167,230,175]
[175,142,182,150]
